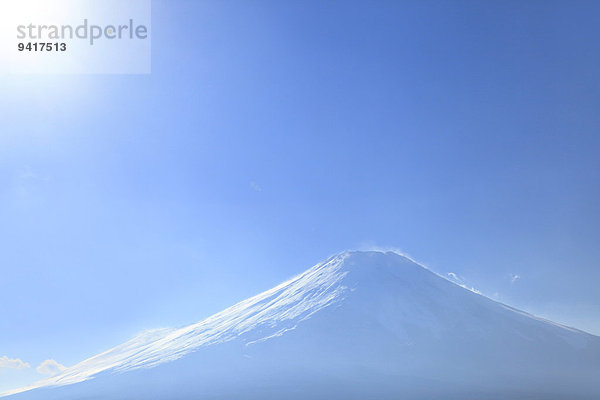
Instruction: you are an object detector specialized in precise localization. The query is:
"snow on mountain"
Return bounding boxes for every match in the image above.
[4,251,600,399]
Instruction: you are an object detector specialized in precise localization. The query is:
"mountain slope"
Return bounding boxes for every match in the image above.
[5,251,600,399]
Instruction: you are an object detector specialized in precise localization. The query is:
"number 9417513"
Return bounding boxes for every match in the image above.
[18,42,67,52]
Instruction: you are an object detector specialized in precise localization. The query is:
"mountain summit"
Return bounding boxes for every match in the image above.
[5,251,600,399]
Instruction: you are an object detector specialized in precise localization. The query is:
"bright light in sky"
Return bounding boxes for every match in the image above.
[0,0,72,24]
[0,0,150,74]
[0,0,73,71]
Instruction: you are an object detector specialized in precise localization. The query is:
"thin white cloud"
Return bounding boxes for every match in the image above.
[511,274,520,284]
[0,356,30,370]
[36,359,67,376]
[447,272,463,283]
[444,272,481,294]
[469,287,482,295]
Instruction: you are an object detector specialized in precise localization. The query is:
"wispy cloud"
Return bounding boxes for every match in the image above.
[445,272,481,294]
[0,356,30,370]
[510,274,520,284]
[447,272,464,283]
[36,359,67,376]
[250,181,262,192]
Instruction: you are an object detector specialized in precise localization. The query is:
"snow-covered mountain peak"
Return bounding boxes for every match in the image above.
[4,250,599,400]
[320,250,430,279]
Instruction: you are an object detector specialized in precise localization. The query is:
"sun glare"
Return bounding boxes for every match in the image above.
[0,0,95,73]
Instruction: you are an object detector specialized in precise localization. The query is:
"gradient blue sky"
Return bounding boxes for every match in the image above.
[1,0,599,392]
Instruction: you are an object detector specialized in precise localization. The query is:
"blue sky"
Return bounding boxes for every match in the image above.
[1,0,599,392]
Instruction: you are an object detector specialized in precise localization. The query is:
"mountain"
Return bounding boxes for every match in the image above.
[4,251,600,399]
